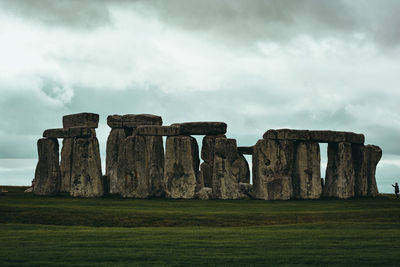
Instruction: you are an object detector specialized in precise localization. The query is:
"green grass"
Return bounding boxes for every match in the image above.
[1,186,399,266]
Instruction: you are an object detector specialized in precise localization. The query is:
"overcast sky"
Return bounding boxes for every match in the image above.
[0,0,399,193]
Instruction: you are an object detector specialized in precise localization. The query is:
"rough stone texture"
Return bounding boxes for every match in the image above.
[252,139,295,200]
[171,122,227,135]
[70,137,103,197]
[309,130,364,144]
[60,138,73,192]
[195,187,213,200]
[263,129,310,141]
[63,113,99,129]
[293,142,322,199]
[33,138,60,196]
[43,127,95,138]
[24,187,33,193]
[107,114,162,128]
[263,129,365,144]
[164,136,199,199]
[323,142,355,199]
[239,183,253,199]
[117,135,164,198]
[200,135,226,187]
[354,145,382,197]
[135,125,180,136]
[212,138,243,199]
[365,145,382,197]
[235,154,250,184]
[238,146,253,155]
[106,128,128,194]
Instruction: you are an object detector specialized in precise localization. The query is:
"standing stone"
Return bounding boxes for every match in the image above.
[164,136,199,199]
[200,135,226,187]
[293,142,322,199]
[117,136,149,198]
[70,137,103,197]
[235,154,250,184]
[60,138,73,193]
[353,144,367,196]
[212,138,241,199]
[323,142,355,199]
[106,128,128,194]
[364,145,382,197]
[33,138,61,196]
[146,136,165,197]
[252,139,295,200]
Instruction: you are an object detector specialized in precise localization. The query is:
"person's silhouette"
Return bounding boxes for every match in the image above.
[392,182,399,198]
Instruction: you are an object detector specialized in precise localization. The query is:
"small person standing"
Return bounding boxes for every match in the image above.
[392,182,399,198]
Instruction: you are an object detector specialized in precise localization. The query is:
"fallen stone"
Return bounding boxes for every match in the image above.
[106,128,128,194]
[33,138,60,196]
[164,136,199,199]
[195,187,213,200]
[239,183,253,199]
[63,113,99,129]
[107,114,162,128]
[43,127,95,139]
[24,187,33,193]
[323,142,355,199]
[70,137,103,197]
[252,139,295,200]
[135,125,180,136]
[293,142,322,199]
[309,130,364,144]
[237,146,253,155]
[60,138,73,192]
[212,138,241,199]
[171,122,227,135]
[263,129,310,141]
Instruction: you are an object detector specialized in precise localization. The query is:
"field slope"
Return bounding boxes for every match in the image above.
[1,186,399,266]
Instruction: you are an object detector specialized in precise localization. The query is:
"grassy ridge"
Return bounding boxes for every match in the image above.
[1,186,399,266]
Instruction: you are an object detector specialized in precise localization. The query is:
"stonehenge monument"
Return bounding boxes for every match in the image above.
[33,113,382,200]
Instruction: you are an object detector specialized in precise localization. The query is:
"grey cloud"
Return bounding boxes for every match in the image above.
[0,0,113,30]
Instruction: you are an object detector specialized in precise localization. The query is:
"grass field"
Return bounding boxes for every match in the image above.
[1,186,399,266]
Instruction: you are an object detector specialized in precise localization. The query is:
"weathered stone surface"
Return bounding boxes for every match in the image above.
[239,183,253,199]
[263,129,365,144]
[252,139,295,200]
[107,114,162,128]
[200,162,213,188]
[135,125,180,136]
[117,135,164,198]
[146,136,165,197]
[63,113,99,129]
[106,128,128,194]
[235,154,250,184]
[212,138,242,199]
[309,130,364,144]
[293,142,322,199]
[365,145,382,197]
[24,187,33,193]
[200,135,226,187]
[60,138,73,192]
[43,127,95,138]
[164,136,199,199]
[195,187,213,200]
[33,138,60,196]
[263,129,310,141]
[238,146,253,155]
[171,122,227,135]
[70,137,103,197]
[354,145,382,197]
[323,142,355,199]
